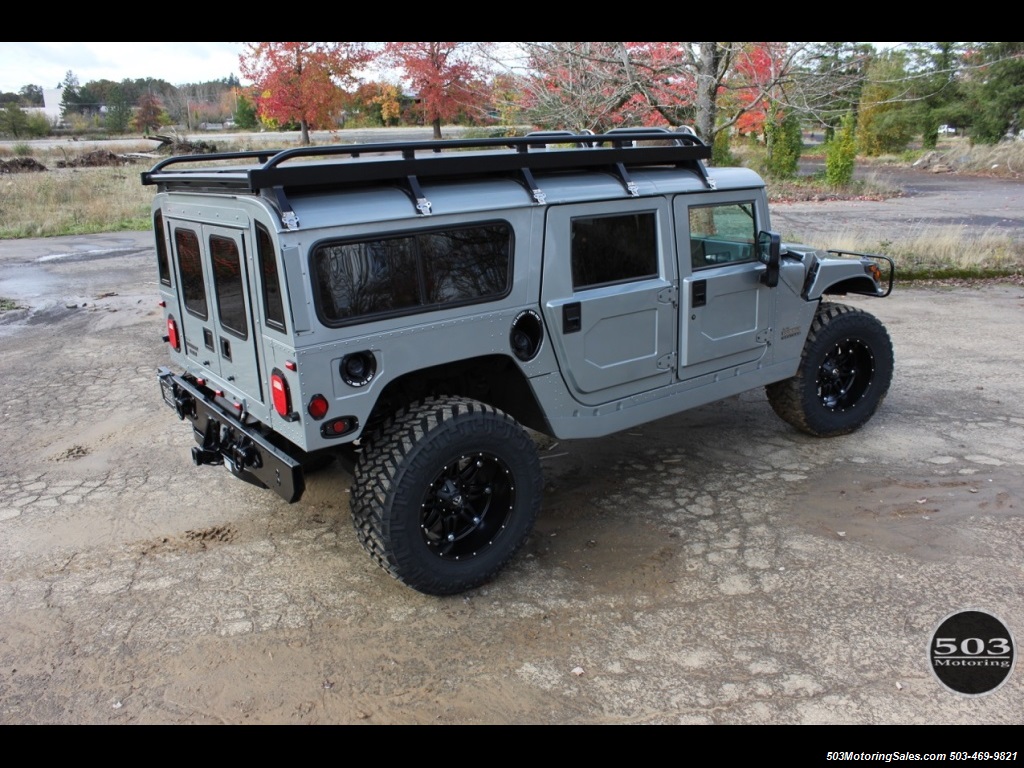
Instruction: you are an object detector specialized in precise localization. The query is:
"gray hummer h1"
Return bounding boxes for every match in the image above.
[143,128,894,595]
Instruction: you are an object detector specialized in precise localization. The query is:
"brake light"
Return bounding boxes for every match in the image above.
[167,316,180,352]
[271,369,292,418]
[308,395,329,421]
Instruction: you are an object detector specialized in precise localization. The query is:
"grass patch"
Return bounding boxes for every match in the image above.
[933,139,1024,177]
[803,225,1024,281]
[0,166,155,238]
[0,297,22,311]
[768,173,900,203]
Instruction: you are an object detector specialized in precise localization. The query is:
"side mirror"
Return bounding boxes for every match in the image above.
[758,231,781,288]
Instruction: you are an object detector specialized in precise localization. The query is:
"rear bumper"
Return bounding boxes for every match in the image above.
[158,367,305,503]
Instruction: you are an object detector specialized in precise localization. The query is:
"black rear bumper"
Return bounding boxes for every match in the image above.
[158,367,305,503]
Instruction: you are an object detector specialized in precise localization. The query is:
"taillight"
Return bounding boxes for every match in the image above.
[308,395,329,421]
[271,369,292,418]
[167,316,180,352]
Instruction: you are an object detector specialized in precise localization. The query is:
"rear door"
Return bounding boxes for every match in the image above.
[170,221,264,406]
[541,199,676,405]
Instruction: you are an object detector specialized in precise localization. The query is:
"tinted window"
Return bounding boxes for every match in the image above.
[314,223,511,324]
[175,228,207,320]
[257,224,286,332]
[155,211,171,286]
[571,213,658,290]
[210,235,248,339]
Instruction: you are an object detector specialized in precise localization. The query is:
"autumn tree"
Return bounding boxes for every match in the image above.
[239,42,370,144]
[518,42,636,133]
[372,82,402,126]
[133,92,166,134]
[383,42,492,139]
[516,42,806,142]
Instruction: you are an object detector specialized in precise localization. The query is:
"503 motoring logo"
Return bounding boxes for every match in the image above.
[929,610,1016,696]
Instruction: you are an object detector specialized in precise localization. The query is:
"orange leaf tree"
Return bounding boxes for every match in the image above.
[239,42,370,144]
[384,42,492,139]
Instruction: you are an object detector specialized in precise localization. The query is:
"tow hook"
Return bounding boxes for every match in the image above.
[227,439,261,470]
[173,390,195,421]
[192,447,223,467]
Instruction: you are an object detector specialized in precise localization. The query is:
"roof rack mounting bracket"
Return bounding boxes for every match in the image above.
[406,175,433,216]
[519,168,546,205]
[690,161,716,190]
[272,186,300,231]
[613,163,640,198]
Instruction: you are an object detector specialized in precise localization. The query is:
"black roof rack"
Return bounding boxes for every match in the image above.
[142,128,713,227]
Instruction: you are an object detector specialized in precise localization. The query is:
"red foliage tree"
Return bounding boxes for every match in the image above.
[519,42,797,141]
[384,42,492,139]
[133,92,165,134]
[239,42,370,144]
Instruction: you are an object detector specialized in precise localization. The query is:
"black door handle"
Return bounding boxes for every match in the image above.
[563,302,582,334]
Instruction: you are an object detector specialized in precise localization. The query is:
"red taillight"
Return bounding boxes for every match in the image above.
[167,316,180,352]
[308,395,329,421]
[271,369,292,418]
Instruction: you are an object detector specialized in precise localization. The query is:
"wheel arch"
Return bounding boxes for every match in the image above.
[820,276,884,298]
[365,354,551,437]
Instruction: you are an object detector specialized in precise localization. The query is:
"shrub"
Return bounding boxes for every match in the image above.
[711,128,736,167]
[826,113,857,187]
[765,110,802,178]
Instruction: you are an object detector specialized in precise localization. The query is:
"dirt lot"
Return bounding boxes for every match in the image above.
[0,170,1021,725]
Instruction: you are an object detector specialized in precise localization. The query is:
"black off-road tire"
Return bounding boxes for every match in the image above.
[766,303,894,437]
[350,396,543,596]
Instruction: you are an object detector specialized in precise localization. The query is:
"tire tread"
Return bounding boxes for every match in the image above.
[766,302,893,437]
[351,396,541,595]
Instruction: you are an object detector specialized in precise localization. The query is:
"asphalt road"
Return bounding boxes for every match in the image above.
[0,180,1021,725]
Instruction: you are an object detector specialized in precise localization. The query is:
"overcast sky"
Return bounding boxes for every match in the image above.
[0,42,243,93]
[0,42,907,95]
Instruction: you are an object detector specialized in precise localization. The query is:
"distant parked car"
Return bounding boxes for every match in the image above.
[938,125,957,135]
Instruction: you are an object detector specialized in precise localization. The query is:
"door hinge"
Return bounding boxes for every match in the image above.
[756,329,772,344]
[658,286,679,307]
[657,352,677,370]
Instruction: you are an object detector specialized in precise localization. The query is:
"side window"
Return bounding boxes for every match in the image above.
[210,235,248,340]
[313,223,511,325]
[154,211,171,287]
[689,202,757,270]
[256,224,286,333]
[316,237,420,320]
[175,228,208,320]
[571,213,658,290]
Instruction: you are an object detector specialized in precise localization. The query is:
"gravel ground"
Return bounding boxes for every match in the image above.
[0,170,1021,726]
